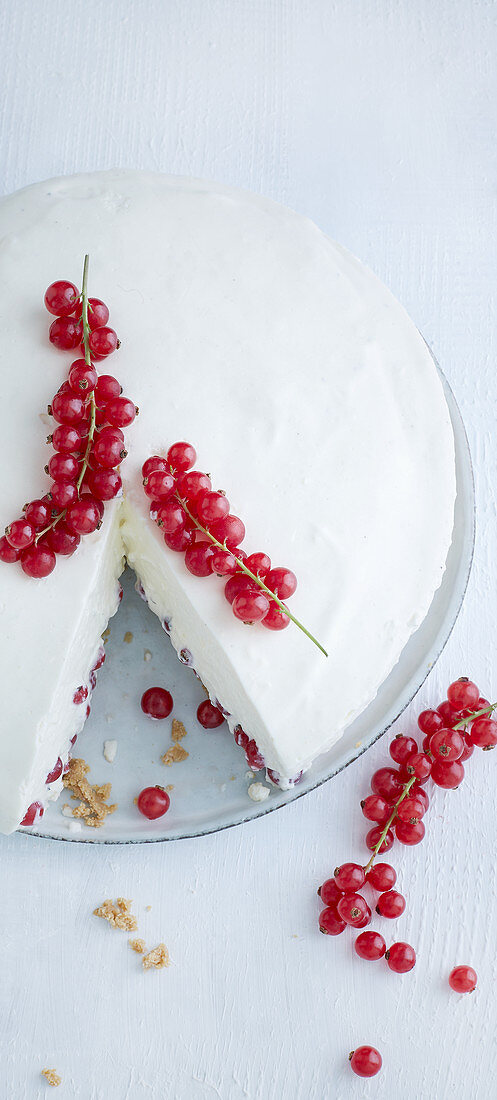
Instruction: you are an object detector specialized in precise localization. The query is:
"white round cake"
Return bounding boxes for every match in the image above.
[0,171,456,834]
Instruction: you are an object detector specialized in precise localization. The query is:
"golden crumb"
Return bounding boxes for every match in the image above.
[165,785,174,792]
[229,775,236,781]
[93,897,138,932]
[143,943,170,970]
[133,797,138,805]
[171,719,188,742]
[144,649,152,661]
[161,743,189,766]
[63,758,116,828]
[41,1068,61,1087]
[124,630,133,643]
[145,905,152,911]
[102,627,111,642]
[129,937,146,954]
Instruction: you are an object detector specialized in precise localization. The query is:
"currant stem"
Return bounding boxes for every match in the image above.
[175,492,328,657]
[363,776,416,874]
[453,702,496,728]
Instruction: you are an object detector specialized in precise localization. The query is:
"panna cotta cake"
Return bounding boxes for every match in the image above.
[0,171,456,834]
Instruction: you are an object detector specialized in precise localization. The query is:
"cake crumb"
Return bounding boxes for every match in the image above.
[133,797,138,805]
[145,905,152,911]
[124,630,133,643]
[229,775,236,781]
[165,785,174,792]
[63,758,116,828]
[245,770,255,779]
[162,743,189,766]
[144,649,152,661]
[103,739,118,763]
[248,782,270,803]
[143,943,170,970]
[171,719,188,742]
[129,937,146,954]
[41,1068,61,1087]
[102,626,111,642]
[94,897,138,931]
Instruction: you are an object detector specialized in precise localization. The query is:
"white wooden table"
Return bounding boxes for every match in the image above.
[1,2,496,1097]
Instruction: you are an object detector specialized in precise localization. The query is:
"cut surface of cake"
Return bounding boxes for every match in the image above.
[0,171,456,833]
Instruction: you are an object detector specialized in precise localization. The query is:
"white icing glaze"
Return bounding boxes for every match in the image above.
[0,171,455,833]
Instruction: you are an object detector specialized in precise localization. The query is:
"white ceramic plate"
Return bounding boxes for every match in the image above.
[26,367,474,844]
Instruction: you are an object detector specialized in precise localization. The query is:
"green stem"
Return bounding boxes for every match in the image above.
[363,776,416,874]
[453,702,496,729]
[174,493,328,657]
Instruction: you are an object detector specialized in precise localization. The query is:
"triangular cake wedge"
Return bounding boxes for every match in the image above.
[0,172,456,833]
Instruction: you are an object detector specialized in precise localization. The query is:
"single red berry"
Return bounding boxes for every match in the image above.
[355,908,373,929]
[196,490,230,525]
[360,795,392,824]
[0,535,21,563]
[166,442,197,473]
[46,757,63,784]
[92,647,106,672]
[447,678,479,712]
[232,589,270,623]
[431,759,465,788]
[155,499,188,534]
[449,965,477,993]
[365,827,394,854]
[86,297,110,329]
[65,497,101,535]
[50,390,87,426]
[137,786,170,819]
[468,717,497,749]
[354,931,386,961]
[318,879,343,907]
[19,801,44,826]
[371,767,404,801]
[349,1046,382,1078]
[21,545,56,578]
[46,522,80,556]
[142,455,168,479]
[262,602,290,630]
[5,518,35,550]
[460,733,475,762]
[395,819,425,845]
[210,514,246,548]
[385,941,416,973]
[211,549,238,576]
[23,499,51,529]
[422,735,433,754]
[141,687,173,719]
[144,470,175,501]
[418,709,444,735]
[245,739,265,770]
[245,552,271,577]
[88,326,119,358]
[476,696,492,714]
[389,734,418,766]
[264,566,297,599]
[411,784,430,813]
[94,405,108,427]
[233,725,249,750]
[396,795,426,823]
[44,279,80,316]
[429,728,464,761]
[176,469,212,506]
[185,542,214,577]
[164,527,195,552]
[105,396,136,427]
[47,453,80,482]
[69,359,98,393]
[319,906,346,936]
[49,481,78,510]
[376,890,406,918]
[403,752,432,782]
[366,863,396,891]
[437,700,462,727]
[85,468,122,501]
[49,316,83,350]
[224,573,257,604]
[92,427,127,469]
[73,684,88,704]
[95,374,122,403]
[51,424,85,454]
[197,700,225,729]
[337,893,370,927]
[334,862,366,893]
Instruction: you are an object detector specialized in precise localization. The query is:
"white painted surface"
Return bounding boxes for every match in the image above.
[0,2,496,1097]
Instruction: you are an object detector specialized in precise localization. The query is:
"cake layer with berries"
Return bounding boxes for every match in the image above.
[0,171,456,832]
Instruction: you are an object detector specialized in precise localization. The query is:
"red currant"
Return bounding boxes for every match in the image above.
[418,709,444,735]
[476,696,492,714]
[196,491,230,525]
[141,687,173,719]
[177,469,212,507]
[395,819,425,845]
[166,442,197,473]
[396,795,426,823]
[21,545,56,578]
[105,396,136,427]
[19,801,44,826]
[449,965,477,993]
[51,424,85,454]
[371,767,404,801]
[49,481,78,510]
[264,566,297,599]
[86,297,110,329]
[385,941,416,973]
[92,427,127,469]
[46,453,80,482]
[197,700,225,728]
[23,499,51,528]
[389,734,418,766]
[361,795,392,824]
[354,931,386,960]
[245,552,271,577]
[0,535,21,563]
[224,573,257,604]
[5,518,35,550]
[349,1046,382,1078]
[318,879,343,907]
[49,316,83,350]
[429,728,464,761]
[469,717,497,749]
[437,700,462,727]
[44,279,80,316]
[365,826,394,853]
[69,359,98,393]
[447,678,479,711]
[210,514,246,548]
[319,906,346,936]
[460,733,475,762]
[233,725,249,750]
[50,391,86,426]
[88,326,119,358]
[46,523,80,556]
[46,758,63,784]
[431,759,465,787]
[245,739,265,770]
[155,499,188,534]
[376,890,405,918]
[73,684,88,704]
[65,497,101,535]
[164,528,195,552]
[185,542,214,577]
[403,752,432,782]
[144,470,175,501]
[334,863,366,893]
[366,863,396,891]
[211,549,238,576]
[96,374,122,403]
[262,602,290,630]
[232,590,270,623]
[337,893,370,927]
[137,786,170,819]
[85,468,122,501]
